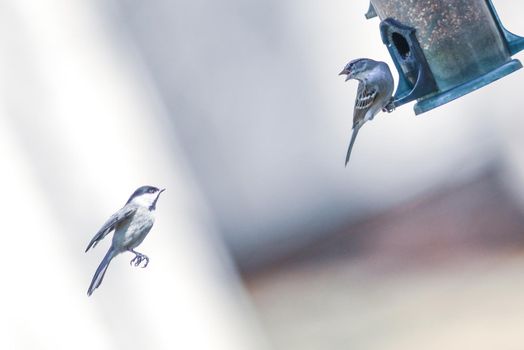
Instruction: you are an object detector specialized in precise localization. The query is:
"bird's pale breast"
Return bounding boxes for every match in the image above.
[112,207,155,251]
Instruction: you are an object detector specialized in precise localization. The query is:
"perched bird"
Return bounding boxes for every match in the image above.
[85,185,165,296]
[339,58,394,166]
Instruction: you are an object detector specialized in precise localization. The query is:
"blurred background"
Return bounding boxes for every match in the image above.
[1,0,524,349]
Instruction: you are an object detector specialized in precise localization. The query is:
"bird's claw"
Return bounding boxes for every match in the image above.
[383,100,396,113]
[130,253,149,268]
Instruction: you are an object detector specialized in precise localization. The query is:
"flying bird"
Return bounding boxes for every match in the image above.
[85,185,165,296]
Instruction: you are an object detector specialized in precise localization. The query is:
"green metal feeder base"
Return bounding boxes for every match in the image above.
[414,59,523,115]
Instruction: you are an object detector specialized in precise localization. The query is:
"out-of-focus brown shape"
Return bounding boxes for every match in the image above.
[246,169,524,279]
[245,170,524,350]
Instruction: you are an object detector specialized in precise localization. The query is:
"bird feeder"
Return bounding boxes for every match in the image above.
[365,0,524,114]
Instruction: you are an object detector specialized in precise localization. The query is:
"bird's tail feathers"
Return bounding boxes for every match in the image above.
[85,239,98,253]
[87,247,115,296]
[345,126,361,167]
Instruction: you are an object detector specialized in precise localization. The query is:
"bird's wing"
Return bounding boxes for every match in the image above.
[85,205,137,252]
[353,82,377,128]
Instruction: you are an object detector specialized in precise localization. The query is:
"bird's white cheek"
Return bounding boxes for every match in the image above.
[131,193,156,207]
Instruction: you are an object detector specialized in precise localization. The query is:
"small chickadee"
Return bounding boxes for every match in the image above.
[339,58,394,166]
[85,185,165,296]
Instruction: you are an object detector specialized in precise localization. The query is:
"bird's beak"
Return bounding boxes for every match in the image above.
[155,188,165,201]
[339,68,352,81]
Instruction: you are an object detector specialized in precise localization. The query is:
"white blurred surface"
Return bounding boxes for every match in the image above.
[0,1,267,349]
[250,252,524,350]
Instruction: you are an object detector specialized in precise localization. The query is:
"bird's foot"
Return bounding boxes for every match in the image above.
[130,252,149,268]
[383,100,396,113]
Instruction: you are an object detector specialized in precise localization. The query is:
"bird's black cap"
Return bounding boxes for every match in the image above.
[126,185,161,204]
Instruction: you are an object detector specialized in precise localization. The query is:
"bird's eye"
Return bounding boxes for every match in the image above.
[149,188,156,193]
